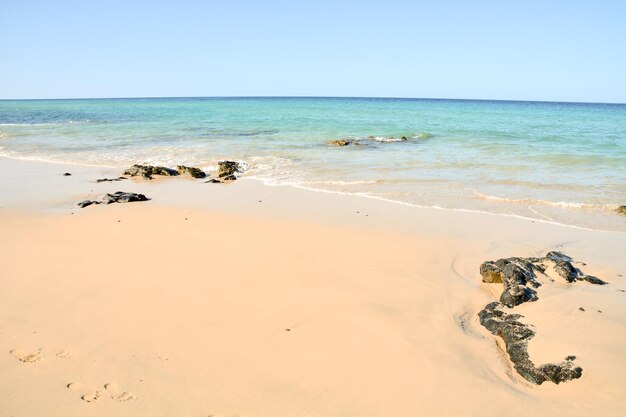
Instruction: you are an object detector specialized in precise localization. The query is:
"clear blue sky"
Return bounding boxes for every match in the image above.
[1,0,625,102]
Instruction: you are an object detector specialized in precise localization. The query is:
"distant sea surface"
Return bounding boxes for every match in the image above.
[1,97,625,231]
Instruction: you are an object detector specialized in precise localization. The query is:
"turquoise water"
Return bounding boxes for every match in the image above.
[1,97,625,230]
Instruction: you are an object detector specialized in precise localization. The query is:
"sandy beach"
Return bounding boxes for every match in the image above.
[0,156,624,417]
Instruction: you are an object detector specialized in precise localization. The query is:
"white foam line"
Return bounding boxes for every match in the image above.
[245,175,621,234]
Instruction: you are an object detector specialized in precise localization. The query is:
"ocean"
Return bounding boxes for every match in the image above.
[1,97,625,231]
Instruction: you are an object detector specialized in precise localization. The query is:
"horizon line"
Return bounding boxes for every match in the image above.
[0,95,625,106]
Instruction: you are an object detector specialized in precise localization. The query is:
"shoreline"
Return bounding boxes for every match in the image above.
[1,155,621,234]
[1,156,625,416]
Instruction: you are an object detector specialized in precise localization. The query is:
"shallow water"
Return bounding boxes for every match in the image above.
[1,97,625,231]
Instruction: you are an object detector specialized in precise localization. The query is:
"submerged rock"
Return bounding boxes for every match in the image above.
[176,165,206,179]
[617,206,626,215]
[123,164,178,180]
[77,192,150,208]
[327,134,433,147]
[327,139,353,147]
[479,302,582,385]
[217,161,244,179]
[370,136,409,143]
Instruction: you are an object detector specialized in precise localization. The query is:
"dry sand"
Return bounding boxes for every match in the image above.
[1,157,625,417]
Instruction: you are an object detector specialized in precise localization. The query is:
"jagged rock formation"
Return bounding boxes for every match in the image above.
[480,257,541,307]
[217,161,244,180]
[480,251,606,308]
[77,192,150,208]
[479,302,582,384]
[202,161,246,183]
[478,251,607,384]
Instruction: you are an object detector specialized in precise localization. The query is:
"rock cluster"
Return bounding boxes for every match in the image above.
[121,163,246,182]
[478,251,607,384]
[617,205,626,215]
[327,134,432,147]
[77,192,150,208]
[123,165,178,180]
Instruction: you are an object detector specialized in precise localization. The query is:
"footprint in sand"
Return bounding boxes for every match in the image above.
[67,382,102,403]
[10,348,42,363]
[55,349,71,359]
[104,382,137,402]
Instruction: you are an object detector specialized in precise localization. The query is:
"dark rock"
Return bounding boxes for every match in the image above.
[479,302,582,385]
[205,178,222,184]
[545,251,578,282]
[478,251,606,385]
[76,200,99,208]
[328,139,353,147]
[63,172,72,176]
[581,275,608,285]
[544,251,607,285]
[217,161,244,179]
[96,177,127,183]
[101,191,150,204]
[479,257,540,307]
[479,261,503,283]
[537,362,582,384]
[221,174,237,181]
[177,165,206,179]
[616,206,626,215]
[123,164,178,180]
[480,252,607,308]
